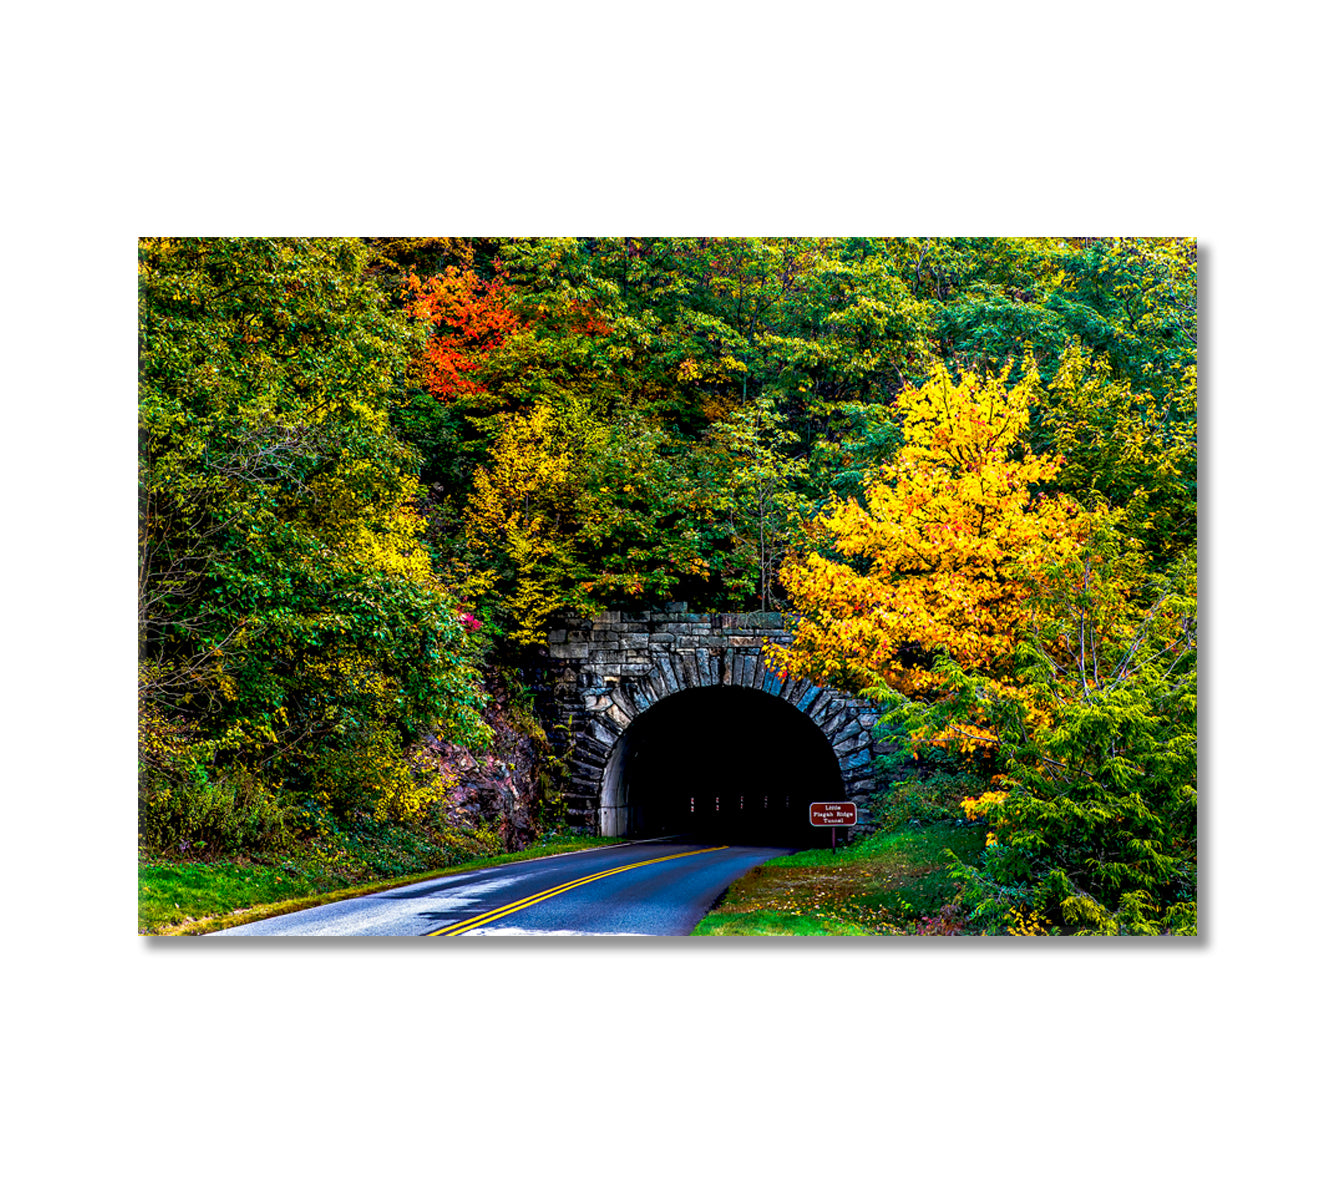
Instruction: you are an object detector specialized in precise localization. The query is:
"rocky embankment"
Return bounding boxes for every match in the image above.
[421,673,552,850]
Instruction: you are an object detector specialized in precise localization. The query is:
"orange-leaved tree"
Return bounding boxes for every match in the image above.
[404,267,523,408]
[769,361,1082,701]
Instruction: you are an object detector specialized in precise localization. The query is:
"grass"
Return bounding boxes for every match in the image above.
[692,821,985,936]
[139,834,621,935]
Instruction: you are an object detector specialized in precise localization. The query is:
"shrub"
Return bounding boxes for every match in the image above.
[872,769,990,830]
[139,771,294,856]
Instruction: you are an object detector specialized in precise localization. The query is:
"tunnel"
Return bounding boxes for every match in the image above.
[599,685,846,847]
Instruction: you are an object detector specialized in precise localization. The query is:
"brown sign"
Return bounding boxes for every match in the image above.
[809,802,857,826]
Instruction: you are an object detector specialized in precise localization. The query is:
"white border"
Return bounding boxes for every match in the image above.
[6,2,1331,1195]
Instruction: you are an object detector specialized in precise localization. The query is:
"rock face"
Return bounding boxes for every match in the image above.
[544,604,893,835]
[422,673,545,850]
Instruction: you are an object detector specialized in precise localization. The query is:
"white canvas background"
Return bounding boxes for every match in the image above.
[3,2,1328,1196]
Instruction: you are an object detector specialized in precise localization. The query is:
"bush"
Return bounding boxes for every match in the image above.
[335,808,505,876]
[139,771,295,856]
[872,769,990,830]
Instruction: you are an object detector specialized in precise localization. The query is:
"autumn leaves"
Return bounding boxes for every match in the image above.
[771,362,1081,696]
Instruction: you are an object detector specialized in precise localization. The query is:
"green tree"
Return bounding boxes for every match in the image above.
[706,392,809,610]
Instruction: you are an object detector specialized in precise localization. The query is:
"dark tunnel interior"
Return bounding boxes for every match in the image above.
[615,685,846,847]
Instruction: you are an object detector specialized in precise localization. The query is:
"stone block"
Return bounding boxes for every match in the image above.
[820,711,851,738]
[832,727,863,752]
[807,693,835,724]
[570,740,607,765]
[839,747,873,770]
[827,725,869,757]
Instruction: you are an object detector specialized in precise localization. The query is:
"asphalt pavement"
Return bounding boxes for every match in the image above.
[207,838,790,937]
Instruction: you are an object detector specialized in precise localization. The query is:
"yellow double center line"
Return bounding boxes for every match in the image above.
[425,845,727,936]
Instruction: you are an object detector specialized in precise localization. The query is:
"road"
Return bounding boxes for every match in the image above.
[207,839,790,937]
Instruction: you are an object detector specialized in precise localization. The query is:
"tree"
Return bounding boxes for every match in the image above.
[771,361,1081,697]
[394,265,525,501]
[1036,341,1196,565]
[706,392,808,611]
[457,402,589,646]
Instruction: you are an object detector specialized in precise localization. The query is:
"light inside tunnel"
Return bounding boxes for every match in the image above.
[600,685,846,846]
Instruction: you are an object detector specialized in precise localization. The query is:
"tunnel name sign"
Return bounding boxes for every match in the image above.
[809,802,857,826]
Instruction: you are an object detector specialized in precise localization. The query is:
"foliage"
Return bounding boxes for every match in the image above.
[873,530,1197,935]
[138,766,295,857]
[705,392,809,610]
[1038,341,1197,563]
[457,401,590,644]
[770,362,1081,699]
[387,236,1195,645]
[875,769,991,829]
[139,237,491,858]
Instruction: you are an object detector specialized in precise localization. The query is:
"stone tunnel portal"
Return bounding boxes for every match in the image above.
[603,686,846,847]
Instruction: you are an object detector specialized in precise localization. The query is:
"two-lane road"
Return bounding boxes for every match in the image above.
[208,839,789,936]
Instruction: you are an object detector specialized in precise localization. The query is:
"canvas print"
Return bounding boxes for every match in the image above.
[138,237,1197,936]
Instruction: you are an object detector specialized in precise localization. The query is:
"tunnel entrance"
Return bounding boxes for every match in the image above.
[601,685,846,847]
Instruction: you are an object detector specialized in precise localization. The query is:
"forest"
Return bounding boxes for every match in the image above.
[138,236,1197,935]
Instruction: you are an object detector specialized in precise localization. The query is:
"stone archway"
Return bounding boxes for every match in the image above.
[544,606,887,837]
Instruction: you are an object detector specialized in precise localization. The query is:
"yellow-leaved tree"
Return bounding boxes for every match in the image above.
[460,402,592,645]
[770,362,1082,700]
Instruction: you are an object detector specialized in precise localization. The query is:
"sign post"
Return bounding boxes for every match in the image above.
[809,801,858,849]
